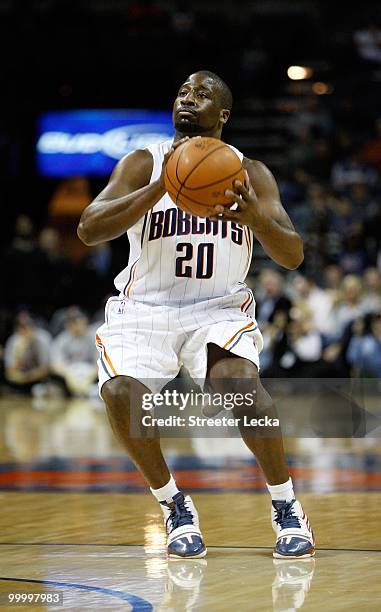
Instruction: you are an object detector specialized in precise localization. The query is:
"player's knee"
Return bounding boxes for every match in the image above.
[211,357,258,381]
[102,376,132,412]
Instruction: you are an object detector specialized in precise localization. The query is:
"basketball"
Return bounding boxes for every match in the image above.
[164,137,245,217]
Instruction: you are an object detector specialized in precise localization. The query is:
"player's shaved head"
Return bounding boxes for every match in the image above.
[189,70,233,111]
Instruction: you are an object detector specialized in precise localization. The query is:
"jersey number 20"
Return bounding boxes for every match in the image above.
[175,242,214,279]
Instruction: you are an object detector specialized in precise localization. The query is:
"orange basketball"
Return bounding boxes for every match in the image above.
[164,137,245,217]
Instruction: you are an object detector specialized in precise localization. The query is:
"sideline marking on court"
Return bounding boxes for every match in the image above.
[0,577,152,610]
[0,543,380,553]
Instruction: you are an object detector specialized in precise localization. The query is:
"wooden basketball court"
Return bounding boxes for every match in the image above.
[0,396,380,610]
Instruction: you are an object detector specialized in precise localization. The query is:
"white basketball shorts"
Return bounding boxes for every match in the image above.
[95,294,264,396]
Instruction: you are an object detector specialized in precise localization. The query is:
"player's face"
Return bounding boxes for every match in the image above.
[173,74,228,135]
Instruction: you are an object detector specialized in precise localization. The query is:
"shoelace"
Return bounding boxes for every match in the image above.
[166,497,194,532]
[274,501,301,529]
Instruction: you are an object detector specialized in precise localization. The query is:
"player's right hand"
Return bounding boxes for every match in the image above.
[159,137,189,190]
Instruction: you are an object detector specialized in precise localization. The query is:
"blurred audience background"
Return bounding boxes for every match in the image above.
[1,0,380,394]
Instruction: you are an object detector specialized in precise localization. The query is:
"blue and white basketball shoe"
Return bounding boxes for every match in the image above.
[161,492,207,559]
[272,499,315,559]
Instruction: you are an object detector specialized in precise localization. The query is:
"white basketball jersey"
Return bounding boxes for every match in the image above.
[113,139,254,307]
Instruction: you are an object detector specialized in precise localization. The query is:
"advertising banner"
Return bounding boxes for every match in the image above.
[37,109,174,177]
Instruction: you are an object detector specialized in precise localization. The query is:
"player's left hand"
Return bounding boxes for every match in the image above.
[208,171,258,226]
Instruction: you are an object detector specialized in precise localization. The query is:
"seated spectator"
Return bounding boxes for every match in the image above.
[50,307,97,397]
[347,313,381,376]
[256,269,291,326]
[4,312,51,393]
[321,317,363,377]
[323,264,344,295]
[362,267,381,312]
[332,275,372,337]
[49,305,84,338]
[287,306,323,369]
[292,274,335,337]
[262,305,324,378]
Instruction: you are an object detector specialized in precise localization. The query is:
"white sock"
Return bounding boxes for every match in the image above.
[150,474,180,504]
[266,477,295,503]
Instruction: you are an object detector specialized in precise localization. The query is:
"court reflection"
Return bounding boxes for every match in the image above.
[0,397,115,462]
[161,559,208,612]
[272,559,315,612]
[160,554,316,611]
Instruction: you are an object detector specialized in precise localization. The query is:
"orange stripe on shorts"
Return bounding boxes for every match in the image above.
[223,321,254,349]
[95,334,118,376]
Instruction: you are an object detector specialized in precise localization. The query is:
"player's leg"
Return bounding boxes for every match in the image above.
[102,375,170,487]
[102,374,207,559]
[206,343,289,481]
[207,343,315,558]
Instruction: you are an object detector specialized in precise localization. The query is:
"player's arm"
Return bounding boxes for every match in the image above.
[77,138,188,246]
[210,158,304,270]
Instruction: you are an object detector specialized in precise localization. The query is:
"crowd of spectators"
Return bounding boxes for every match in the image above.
[254,268,381,379]
[1,214,118,321]
[2,306,100,399]
[276,86,381,278]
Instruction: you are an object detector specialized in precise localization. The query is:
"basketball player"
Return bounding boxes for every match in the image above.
[77,71,315,559]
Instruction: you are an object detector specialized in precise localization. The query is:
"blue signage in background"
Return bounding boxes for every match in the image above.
[36,109,174,177]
